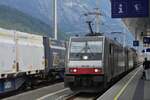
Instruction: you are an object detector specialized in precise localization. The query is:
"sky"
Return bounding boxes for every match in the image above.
[0,0,135,47]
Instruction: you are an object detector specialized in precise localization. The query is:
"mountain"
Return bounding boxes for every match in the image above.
[0,0,94,33]
[0,0,46,23]
[0,0,133,43]
[0,0,124,33]
[0,5,52,36]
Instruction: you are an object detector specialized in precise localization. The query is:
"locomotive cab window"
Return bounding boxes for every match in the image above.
[69,38,103,61]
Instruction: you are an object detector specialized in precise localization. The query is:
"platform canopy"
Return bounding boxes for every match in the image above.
[121,2,150,41]
[110,0,150,42]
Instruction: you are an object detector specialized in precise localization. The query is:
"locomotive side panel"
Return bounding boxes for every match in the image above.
[128,49,135,70]
[116,46,126,75]
[103,38,112,82]
[104,39,126,82]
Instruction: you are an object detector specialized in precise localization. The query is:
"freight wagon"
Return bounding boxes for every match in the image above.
[0,28,66,94]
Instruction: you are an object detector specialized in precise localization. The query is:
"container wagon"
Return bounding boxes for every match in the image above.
[0,28,66,94]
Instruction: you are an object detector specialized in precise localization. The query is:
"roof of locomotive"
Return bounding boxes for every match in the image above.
[70,35,123,47]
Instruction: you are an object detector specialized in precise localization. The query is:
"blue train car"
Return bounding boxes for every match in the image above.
[0,77,25,94]
[43,37,66,80]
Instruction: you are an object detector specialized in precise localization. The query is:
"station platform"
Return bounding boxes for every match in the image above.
[2,82,67,100]
[3,66,150,100]
[98,66,150,100]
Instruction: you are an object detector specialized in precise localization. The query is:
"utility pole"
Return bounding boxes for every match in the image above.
[95,8,100,33]
[95,0,100,33]
[53,0,57,40]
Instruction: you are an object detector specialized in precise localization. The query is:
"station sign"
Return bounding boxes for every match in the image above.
[133,40,139,46]
[111,0,149,18]
[146,48,150,52]
[143,37,150,44]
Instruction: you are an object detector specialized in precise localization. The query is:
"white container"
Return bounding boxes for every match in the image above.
[0,28,45,77]
[17,31,45,73]
[0,29,16,75]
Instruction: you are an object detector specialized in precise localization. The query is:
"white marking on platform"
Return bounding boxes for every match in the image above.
[37,88,69,100]
[114,67,141,100]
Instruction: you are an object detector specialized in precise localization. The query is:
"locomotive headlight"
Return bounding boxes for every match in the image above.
[69,68,78,73]
[94,68,99,73]
[73,69,77,72]
[83,55,88,60]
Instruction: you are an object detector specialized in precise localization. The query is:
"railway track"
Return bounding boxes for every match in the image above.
[64,71,133,100]
[0,79,63,99]
[2,68,137,100]
[66,92,101,100]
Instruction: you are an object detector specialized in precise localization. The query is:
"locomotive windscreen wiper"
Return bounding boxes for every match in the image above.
[75,41,95,58]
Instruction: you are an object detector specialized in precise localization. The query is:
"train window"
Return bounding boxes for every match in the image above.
[69,41,103,61]
[70,41,103,53]
[70,42,85,53]
[88,41,103,53]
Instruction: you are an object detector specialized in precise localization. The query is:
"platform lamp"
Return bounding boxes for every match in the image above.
[140,32,145,47]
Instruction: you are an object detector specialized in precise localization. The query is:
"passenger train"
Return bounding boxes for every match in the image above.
[64,35,138,92]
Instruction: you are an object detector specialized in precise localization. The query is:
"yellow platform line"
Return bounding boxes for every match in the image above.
[114,68,141,100]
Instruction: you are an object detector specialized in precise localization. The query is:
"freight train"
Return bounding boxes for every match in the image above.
[64,35,138,92]
[0,28,66,94]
